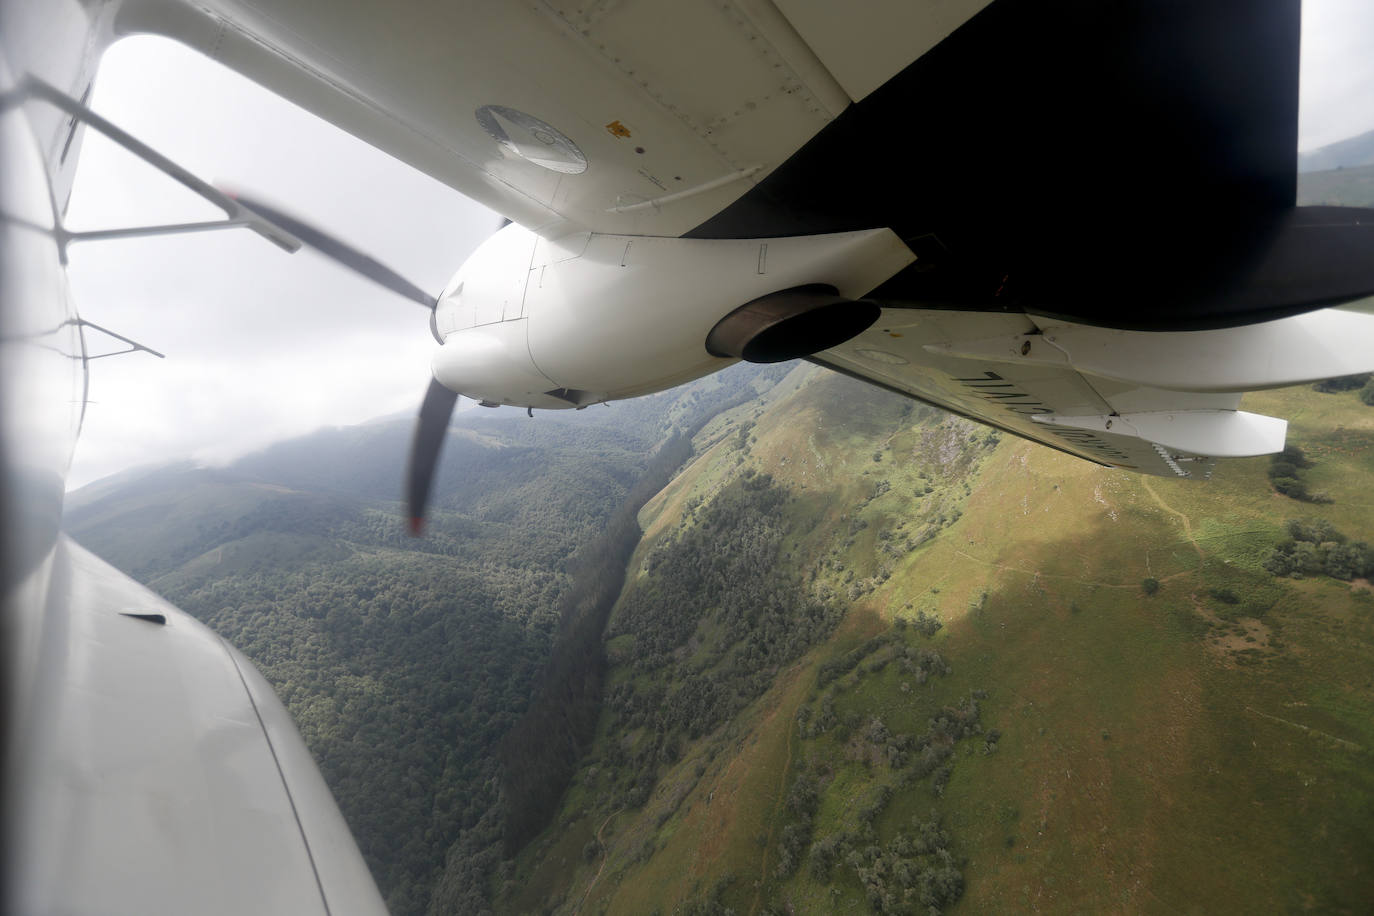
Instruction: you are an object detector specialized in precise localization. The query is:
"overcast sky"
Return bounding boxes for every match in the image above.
[64,37,499,490]
[1300,0,1374,149]
[63,2,1374,491]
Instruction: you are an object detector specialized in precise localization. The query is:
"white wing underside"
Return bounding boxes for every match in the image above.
[119,0,994,238]
[7,539,387,916]
[117,0,1374,479]
[817,306,1374,478]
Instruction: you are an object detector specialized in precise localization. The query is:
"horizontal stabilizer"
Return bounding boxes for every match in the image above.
[1033,410,1287,459]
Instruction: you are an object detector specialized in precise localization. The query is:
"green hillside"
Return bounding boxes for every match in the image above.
[66,363,1374,915]
[499,370,1374,915]
[1299,162,1374,208]
[1299,128,1374,174]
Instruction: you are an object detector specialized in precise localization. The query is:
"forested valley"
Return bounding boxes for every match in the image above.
[65,364,786,914]
[66,358,1374,914]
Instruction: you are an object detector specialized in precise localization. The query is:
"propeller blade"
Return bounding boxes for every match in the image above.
[224,189,438,310]
[405,378,459,535]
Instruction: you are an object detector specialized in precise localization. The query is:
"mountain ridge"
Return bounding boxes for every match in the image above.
[63,358,1374,911]
[496,371,1374,914]
[1300,126,1374,173]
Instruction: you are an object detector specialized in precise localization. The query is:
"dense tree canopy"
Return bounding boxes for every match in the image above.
[65,364,786,915]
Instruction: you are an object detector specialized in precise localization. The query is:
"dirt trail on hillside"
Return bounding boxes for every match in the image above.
[1139,478,1205,561]
[951,549,1190,589]
[953,549,1133,589]
[1246,707,1364,752]
[576,807,623,913]
[747,660,808,916]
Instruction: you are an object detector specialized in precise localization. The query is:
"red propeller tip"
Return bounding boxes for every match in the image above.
[408,517,424,537]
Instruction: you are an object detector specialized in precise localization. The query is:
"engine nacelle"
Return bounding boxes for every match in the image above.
[430,223,914,408]
[430,319,576,410]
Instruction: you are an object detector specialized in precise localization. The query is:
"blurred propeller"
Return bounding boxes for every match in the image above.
[406,379,459,535]
[220,188,472,536]
[224,189,439,313]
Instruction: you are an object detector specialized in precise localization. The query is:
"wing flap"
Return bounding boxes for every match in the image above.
[927,307,1374,392]
[1034,410,1287,459]
[816,306,1374,479]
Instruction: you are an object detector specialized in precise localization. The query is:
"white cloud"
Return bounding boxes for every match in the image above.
[65,36,497,490]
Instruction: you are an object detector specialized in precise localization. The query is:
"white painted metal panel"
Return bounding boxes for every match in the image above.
[928,307,1374,392]
[440,223,536,326]
[7,539,386,916]
[816,308,1316,477]
[120,0,849,236]
[773,0,995,100]
[523,227,915,395]
[1036,410,1287,458]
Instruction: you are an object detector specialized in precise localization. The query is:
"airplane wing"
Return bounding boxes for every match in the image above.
[6,538,388,916]
[2,16,386,910]
[120,0,861,237]
[814,304,1374,478]
[116,0,1374,479]
[127,0,1323,325]
[124,0,1374,329]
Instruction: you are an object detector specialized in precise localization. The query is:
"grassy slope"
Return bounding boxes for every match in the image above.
[1298,162,1374,207]
[501,372,1374,914]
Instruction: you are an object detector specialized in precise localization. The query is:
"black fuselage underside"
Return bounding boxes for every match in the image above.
[689,0,1374,331]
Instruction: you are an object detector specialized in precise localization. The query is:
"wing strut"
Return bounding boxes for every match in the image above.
[6,76,303,259]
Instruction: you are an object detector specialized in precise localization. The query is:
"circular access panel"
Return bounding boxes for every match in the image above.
[476,105,587,174]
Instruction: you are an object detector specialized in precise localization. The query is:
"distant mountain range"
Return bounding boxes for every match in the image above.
[1299,127,1374,173]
